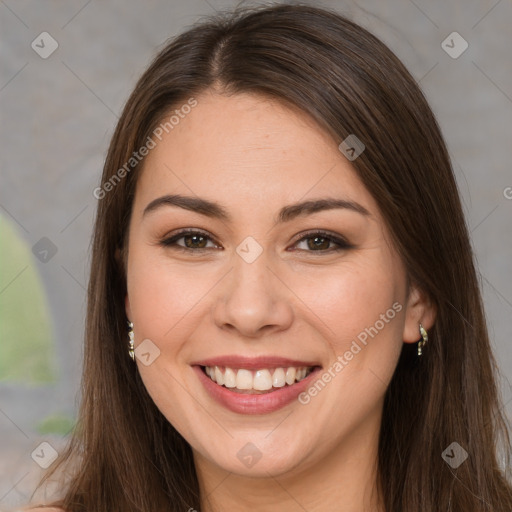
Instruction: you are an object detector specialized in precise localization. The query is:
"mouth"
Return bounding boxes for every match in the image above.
[200,365,316,394]
[191,356,323,414]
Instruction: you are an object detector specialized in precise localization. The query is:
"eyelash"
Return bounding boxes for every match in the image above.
[159,228,353,254]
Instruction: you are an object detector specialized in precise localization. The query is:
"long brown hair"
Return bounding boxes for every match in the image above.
[37,3,512,511]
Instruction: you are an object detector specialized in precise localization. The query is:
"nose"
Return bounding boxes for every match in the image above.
[212,249,294,338]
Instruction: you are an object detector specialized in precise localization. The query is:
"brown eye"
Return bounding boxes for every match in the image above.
[292,231,352,253]
[160,229,220,251]
[306,235,331,251]
[183,233,208,248]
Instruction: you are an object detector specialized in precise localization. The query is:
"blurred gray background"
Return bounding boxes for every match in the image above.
[1,0,511,508]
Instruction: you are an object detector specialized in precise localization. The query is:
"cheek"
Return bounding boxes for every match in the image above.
[126,250,211,437]
[292,260,405,441]
[294,259,404,351]
[126,244,214,341]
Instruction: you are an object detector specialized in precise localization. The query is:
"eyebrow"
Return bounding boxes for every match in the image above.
[142,194,371,224]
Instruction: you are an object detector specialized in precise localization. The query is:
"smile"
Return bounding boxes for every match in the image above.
[203,365,314,393]
[192,356,322,414]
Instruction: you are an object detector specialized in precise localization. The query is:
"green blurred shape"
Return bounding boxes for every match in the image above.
[0,213,57,383]
[36,413,75,436]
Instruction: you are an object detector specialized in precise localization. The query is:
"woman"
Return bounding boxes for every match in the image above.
[30,3,512,511]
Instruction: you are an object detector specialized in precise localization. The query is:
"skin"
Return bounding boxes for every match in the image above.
[124,89,435,512]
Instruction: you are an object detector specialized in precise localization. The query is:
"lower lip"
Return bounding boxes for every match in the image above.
[193,365,322,415]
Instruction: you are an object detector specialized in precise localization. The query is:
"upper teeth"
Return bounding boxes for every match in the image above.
[204,366,312,391]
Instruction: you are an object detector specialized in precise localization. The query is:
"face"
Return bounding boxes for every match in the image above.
[124,90,428,480]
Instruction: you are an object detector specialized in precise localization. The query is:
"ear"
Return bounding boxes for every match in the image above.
[402,283,436,343]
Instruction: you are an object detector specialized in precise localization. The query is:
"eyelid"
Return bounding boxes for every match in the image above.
[160,228,222,249]
[289,229,353,253]
[290,228,351,247]
[159,228,353,253]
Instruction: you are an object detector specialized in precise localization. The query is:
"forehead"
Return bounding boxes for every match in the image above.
[134,91,377,217]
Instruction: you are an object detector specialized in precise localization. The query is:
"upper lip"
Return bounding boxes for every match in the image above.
[191,355,322,370]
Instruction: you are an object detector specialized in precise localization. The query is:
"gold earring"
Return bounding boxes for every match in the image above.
[418,323,428,356]
[127,321,135,360]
